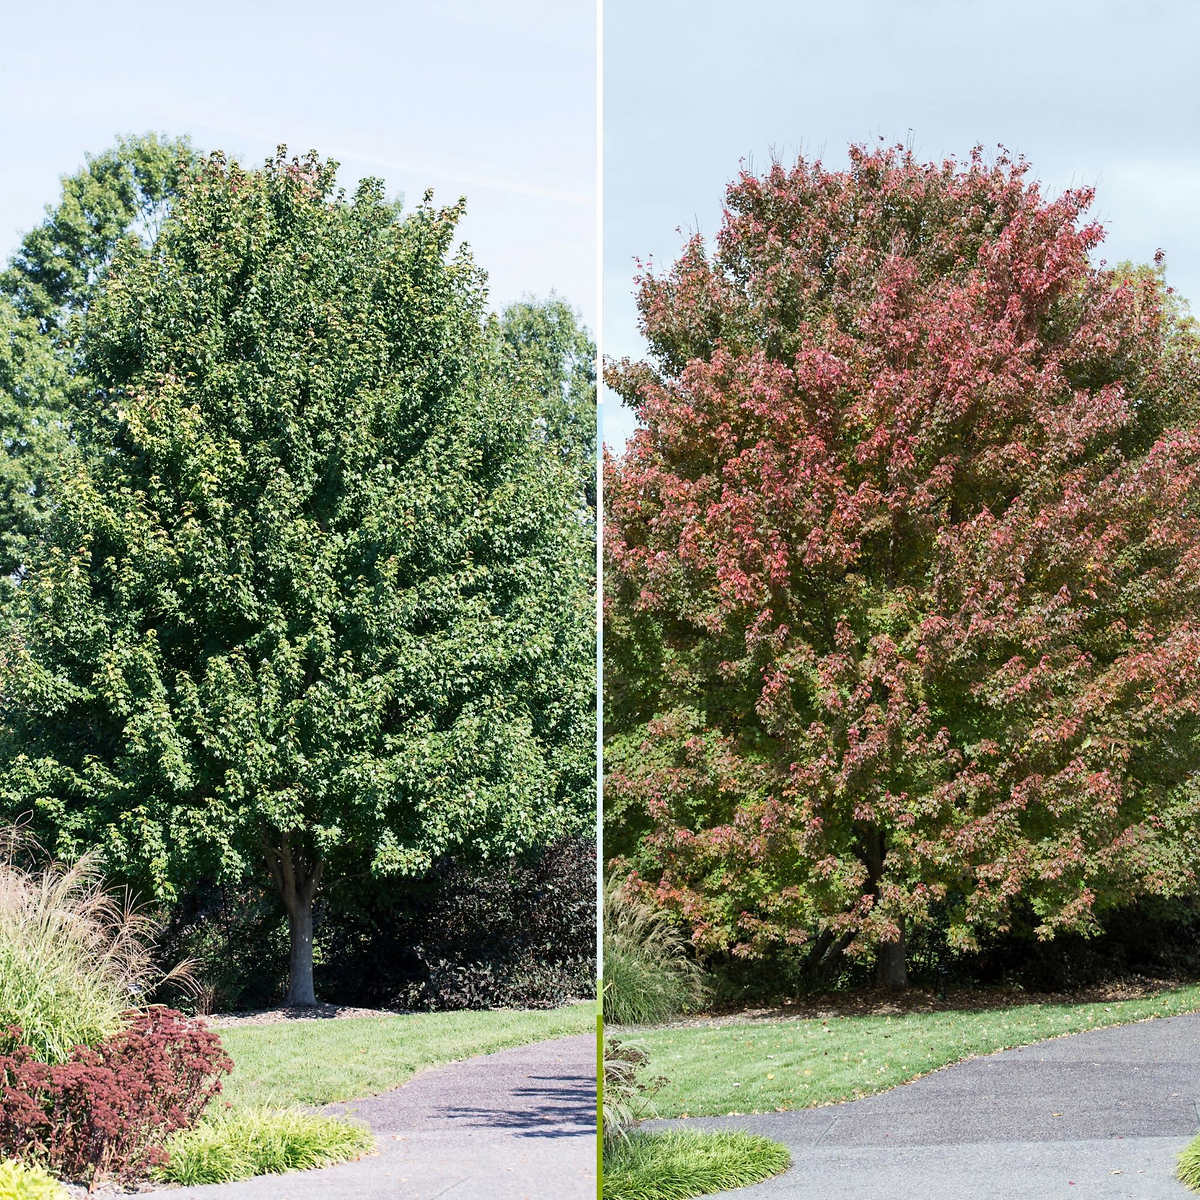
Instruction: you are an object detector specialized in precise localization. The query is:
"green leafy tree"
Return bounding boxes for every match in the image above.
[0,299,70,595]
[0,149,593,1005]
[0,135,195,600]
[498,296,596,511]
[2,133,194,332]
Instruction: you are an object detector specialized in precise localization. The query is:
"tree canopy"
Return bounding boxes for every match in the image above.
[1,133,194,333]
[497,296,596,511]
[605,144,1200,986]
[0,135,194,599]
[0,300,69,595]
[0,148,594,1004]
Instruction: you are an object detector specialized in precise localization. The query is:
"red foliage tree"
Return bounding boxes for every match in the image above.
[604,144,1200,987]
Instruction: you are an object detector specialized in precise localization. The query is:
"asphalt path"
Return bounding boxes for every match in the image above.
[123,1033,596,1199]
[646,1013,1200,1198]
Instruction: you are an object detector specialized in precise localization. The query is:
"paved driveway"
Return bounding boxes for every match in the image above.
[647,1013,1200,1198]
[134,1034,596,1199]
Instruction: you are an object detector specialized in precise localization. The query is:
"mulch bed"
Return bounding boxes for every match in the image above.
[668,975,1187,1026]
[63,1186,157,1197]
[201,1002,402,1028]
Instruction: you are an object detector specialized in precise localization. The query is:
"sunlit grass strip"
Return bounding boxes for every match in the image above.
[155,1108,374,1185]
[217,1002,592,1108]
[603,1131,790,1200]
[637,983,1200,1118]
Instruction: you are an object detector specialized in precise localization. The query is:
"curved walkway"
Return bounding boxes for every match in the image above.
[647,1013,1200,1199]
[135,1034,595,1199]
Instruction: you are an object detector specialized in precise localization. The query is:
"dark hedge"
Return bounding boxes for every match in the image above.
[158,837,596,1013]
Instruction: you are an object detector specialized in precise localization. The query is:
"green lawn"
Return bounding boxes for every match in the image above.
[629,984,1200,1118]
[217,1003,594,1109]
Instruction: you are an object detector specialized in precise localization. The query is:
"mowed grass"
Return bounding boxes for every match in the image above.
[218,1003,593,1109]
[632,984,1200,1118]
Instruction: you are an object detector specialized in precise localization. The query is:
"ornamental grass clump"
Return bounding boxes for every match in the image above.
[602,1038,664,1149]
[0,828,194,1064]
[603,878,705,1026]
[600,1038,791,1200]
[156,1108,374,1185]
[1180,1132,1200,1191]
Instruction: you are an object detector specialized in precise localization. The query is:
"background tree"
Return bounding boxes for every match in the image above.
[0,149,593,1006]
[0,135,194,601]
[497,296,596,511]
[605,144,1200,988]
[0,301,69,596]
[1,133,193,333]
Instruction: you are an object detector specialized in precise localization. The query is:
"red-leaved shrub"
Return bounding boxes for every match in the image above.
[0,1006,232,1184]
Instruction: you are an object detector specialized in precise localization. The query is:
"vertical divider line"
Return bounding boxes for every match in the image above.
[594,0,605,1193]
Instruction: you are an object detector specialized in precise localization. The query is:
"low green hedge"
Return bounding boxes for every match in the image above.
[604,1130,791,1200]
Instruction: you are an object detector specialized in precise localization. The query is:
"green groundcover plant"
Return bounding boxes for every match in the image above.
[156,1108,373,1185]
[603,1130,791,1200]
[1179,1133,1200,1191]
[0,1159,65,1200]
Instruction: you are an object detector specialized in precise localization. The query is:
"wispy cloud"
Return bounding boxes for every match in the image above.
[325,146,591,207]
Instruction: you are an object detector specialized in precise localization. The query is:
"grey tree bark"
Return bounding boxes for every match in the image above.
[264,835,323,1007]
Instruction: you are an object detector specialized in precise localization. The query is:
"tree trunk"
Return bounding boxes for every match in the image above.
[859,827,908,989]
[264,835,323,1008]
[285,894,317,1007]
[854,830,907,988]
[875,925,907,990]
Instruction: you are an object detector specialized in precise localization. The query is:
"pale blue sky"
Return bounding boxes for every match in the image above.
[1,0,595,329]
[604,0,1200,446]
